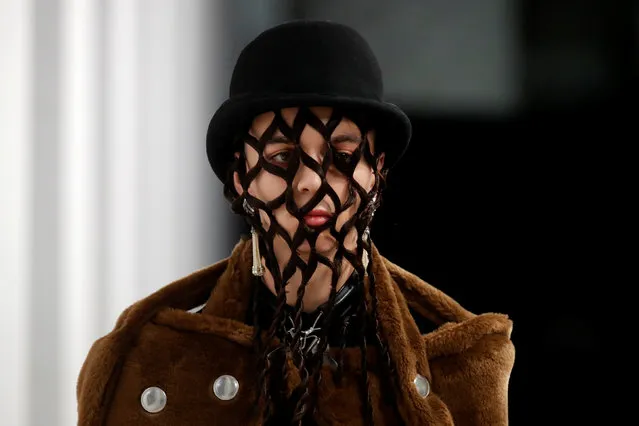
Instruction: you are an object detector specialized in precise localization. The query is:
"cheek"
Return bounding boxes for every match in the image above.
[333,167,372,231]
[250,174,296,236]
[249,171,287,202]
[325,174,349,208]
[352,162,374,192]
[329,161,374,211]
[272,209,300,239]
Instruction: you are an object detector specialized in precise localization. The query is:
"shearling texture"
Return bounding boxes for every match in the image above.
[77,239,514,425]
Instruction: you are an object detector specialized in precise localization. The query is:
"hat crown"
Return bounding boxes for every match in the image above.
[229,20,383,101]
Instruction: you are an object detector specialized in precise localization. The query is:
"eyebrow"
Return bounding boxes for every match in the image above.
[330,134,363,144]
[264,135,294,144]
[265,134,363,143]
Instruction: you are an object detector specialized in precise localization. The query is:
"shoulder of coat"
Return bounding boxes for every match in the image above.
[374,249,514,359]
[423,312,514,359]
[77,244,254,423]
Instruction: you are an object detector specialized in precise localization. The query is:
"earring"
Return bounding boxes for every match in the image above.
[243,198,255,215]
[369,194,377,218]
[362,227,371,271]
[251,227,264,276]
[362,250,370,271]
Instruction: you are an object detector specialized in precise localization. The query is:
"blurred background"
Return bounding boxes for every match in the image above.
[1,0,634,424]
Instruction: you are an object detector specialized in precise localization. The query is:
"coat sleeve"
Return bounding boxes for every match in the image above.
[428,325,515,426]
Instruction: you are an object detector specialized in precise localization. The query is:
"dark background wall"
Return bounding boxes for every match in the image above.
[220,1,636,423]
[373,2,634,423]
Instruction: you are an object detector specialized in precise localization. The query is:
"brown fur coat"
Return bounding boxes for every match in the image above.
[77,238,514,425]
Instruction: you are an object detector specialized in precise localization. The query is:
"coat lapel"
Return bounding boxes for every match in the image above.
[366,244,456,424]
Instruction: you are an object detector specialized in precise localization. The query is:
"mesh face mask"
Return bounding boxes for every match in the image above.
[225,106,389,424]
[233,106,381,312]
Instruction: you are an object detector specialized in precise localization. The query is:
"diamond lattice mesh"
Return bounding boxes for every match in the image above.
[225,106,387,424]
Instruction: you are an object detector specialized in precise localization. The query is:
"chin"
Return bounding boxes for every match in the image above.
[296,233,337,258]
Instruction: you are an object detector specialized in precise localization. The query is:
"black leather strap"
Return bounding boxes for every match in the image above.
[251,271,363,349]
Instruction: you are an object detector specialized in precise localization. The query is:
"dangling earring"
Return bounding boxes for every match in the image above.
[243,198,263,276]
[362,227,371,271]
[369,194,377,218]
[362,250,370,271]
[251,227,264,276]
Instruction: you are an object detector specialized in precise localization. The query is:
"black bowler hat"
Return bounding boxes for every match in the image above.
[206,20,412,183]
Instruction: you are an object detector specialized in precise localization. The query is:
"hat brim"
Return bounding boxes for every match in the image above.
[206,92,412,183]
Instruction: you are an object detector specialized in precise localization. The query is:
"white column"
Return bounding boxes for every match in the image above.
[135,0,227,297]
[58,1,101,425]
[137,0,180,295]
[103,0,227,332]
[170,0,229,276]
[0,1,33,425]
[0,1,229,424]
[104,0,140,327]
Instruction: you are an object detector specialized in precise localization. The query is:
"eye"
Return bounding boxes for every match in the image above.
[267,149,293,165]
[334,151,353,162]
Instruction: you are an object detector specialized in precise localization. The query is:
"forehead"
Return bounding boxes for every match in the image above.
[249,106,365,140]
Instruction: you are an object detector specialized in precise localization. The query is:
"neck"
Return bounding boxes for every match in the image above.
[261,253,357,313]
[252,259,364,353]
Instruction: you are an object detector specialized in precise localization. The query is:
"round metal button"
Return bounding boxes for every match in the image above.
[413,374,430,398]
[213,375,240,401]
[140,386,167,413]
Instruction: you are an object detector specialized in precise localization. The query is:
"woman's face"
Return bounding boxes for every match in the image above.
[233,106,384,286]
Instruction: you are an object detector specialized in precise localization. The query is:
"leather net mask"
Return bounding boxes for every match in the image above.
[225,106,389,424]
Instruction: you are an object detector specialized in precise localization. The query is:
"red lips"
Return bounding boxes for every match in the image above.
[303,209,332,227]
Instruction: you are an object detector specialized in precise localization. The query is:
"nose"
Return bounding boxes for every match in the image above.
[294,163,322,193]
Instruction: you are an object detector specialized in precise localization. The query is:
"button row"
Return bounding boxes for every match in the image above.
[140,373,429,413]
[140,375,240,413]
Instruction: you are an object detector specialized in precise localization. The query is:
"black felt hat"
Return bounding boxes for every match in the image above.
[206,20,412,182]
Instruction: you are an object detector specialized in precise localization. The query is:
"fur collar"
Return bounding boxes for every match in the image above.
[145,237,512,354]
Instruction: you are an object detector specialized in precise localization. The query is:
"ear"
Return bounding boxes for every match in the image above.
[233,152,244,196]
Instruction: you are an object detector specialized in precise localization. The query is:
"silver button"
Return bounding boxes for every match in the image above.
[140,386,167,413]
[413,374,430,398]
[213,375,240,401]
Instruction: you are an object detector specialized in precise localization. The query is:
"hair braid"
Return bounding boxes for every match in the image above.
[333,314,350,385]
[294,256,343,422]
[356,281,374,424]
[259,254,291,422]
[288,273,316,423]
[250,276,265,409]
